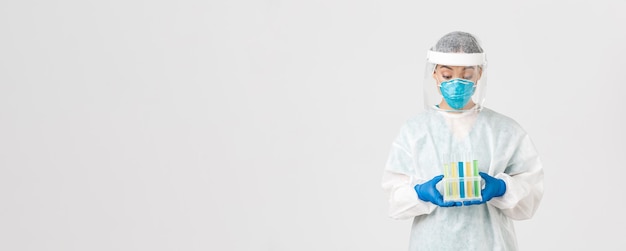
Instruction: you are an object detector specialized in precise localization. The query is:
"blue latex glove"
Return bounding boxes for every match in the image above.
[414,175,461,207]
[463,172,506,206]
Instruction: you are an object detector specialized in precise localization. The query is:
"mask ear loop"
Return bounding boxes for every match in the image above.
[432,64,440,86]
[431,64,445,110]
[433,64,446,88]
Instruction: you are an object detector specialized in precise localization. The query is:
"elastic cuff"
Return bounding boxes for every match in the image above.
[497,179,507,197]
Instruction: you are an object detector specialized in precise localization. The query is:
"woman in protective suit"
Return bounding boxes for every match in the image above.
[381,31,544,251]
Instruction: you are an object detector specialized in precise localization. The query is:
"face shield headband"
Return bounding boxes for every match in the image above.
[426,51,487,66]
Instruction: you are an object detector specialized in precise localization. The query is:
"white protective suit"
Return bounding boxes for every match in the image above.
[381,107,544,251]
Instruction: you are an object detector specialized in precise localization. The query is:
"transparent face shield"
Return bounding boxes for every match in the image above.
[423,51,488,112]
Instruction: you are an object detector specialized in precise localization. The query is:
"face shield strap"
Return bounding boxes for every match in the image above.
[426,51,486,66]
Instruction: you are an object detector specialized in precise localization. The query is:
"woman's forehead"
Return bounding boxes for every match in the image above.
[437,65,477,71]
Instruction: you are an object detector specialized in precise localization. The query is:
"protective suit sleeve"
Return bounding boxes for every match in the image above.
[381,170,436,220]
[382,124,437,219]
[487,134,544,220]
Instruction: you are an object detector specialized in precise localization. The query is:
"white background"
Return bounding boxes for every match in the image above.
[1,0,624,250]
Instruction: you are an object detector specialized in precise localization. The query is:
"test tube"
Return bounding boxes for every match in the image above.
[458,161,465,199]
[443,162,451,198]
[451,161,458,199]
[465,159,473,198]
[473,159,480,198]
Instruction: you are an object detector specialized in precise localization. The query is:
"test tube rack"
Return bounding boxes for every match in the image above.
[442,157,482,202]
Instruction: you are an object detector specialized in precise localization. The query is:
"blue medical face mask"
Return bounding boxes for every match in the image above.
[439,78,476,110]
